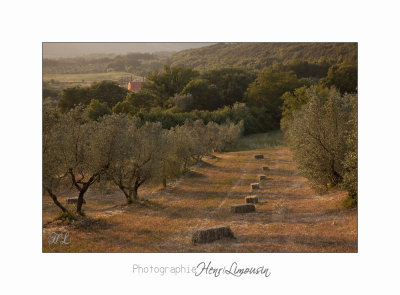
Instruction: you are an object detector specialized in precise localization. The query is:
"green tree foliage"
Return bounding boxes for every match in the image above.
[246,66,305,108]
[58,81,128,112]
[320,63,358,94]
[167,94,194,112]
[59,86,91,112]
[284,59,331,79]
[127,89,159,110]
[206,121,243,152]
[284,88,357,196]
[43,108,71,214]
[144,65,199,104]
[111,88,165,115]
[88,81,129,107]
[342,97,358,200]
[245,66,312,129]
[281,85,334,127]
[202,68,256,106]
[86,99,111,121]
[170,120,212,165]
[128,103,256,135]
[112,99,137,115]
[157,129,185,188]
[169,120,242,169]
[101,116,164,203]
[181,79,221,111]
[43,87,60,100]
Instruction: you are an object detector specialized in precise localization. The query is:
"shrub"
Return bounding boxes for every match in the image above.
[342,196,357,209]
[54,211,77,222]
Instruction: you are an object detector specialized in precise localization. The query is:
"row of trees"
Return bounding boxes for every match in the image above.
[43,107,242,215]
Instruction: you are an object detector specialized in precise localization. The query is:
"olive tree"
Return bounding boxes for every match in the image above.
[212,121,243,152]
[157,129,186,188]
[169,121,194,170]
[285,88,356,189]
[43,108,71,214]
[173,120,215,164]
[54,107,119,214]
[342,97,358,199]
[107,120,164,203]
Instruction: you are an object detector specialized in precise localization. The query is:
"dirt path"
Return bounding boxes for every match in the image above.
[190,154,253,229]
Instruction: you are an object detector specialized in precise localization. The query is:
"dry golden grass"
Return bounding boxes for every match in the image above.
[43,145,357,253]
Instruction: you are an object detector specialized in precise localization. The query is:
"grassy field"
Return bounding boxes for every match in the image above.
[43,72,142,89]
[42,132,357,252]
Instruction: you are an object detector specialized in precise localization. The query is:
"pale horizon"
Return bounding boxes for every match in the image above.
[43,42,216,59]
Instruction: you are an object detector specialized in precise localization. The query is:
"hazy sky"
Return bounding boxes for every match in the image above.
[43,43,215,58]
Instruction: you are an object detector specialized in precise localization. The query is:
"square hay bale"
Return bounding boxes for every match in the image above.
[262,166,270,171]
[192,226,235,244]
[259,175,267,180]
[67,198,86,205]
[231,204,256,213]
[245,196,259,204]
[254,154,264,159]
[250,182,260,190]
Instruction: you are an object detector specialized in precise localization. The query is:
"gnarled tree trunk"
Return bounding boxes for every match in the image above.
[76,185,89,214]
[46,187,70,214]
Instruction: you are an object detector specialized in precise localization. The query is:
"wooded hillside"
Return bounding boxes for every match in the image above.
[168,43,357,71]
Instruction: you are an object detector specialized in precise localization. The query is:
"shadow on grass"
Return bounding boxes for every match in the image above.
[70,216,119,232]
[237,233,357,252]
[184,170,207,178]
[239,207,357,225]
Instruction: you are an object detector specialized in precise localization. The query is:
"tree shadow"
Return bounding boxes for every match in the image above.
[237,233,357,252]
[241,208,357,225]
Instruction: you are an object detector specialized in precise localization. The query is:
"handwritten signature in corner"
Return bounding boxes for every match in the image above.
[47,231,71,250]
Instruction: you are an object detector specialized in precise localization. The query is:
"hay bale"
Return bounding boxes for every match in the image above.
[231,204,256,213]
[259,175,267,180]
[67,198,86,205]
[262,166,270,171]
[254,154,264,159]
[245,196,259,204]
[192,226,235,244]
[250,183,260,190]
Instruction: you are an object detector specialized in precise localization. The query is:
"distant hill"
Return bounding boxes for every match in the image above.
[168,43,357,71]
[43,43,215,58]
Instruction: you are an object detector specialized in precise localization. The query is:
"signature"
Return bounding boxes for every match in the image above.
[48,231,71,250]
[195,261,271,277]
